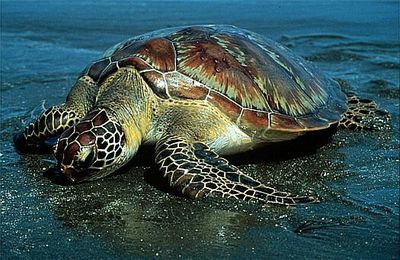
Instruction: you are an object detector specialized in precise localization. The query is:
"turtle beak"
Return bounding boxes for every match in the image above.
[61,166,78,184]
[44,165,78,185]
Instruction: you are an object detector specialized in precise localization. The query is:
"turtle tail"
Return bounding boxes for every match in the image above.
[339,95,391,131]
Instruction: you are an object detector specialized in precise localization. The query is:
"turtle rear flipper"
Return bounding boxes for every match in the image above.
[155,136,317,206]
[339,95,391,131]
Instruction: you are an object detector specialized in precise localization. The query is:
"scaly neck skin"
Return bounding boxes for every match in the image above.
[96,67,155,157]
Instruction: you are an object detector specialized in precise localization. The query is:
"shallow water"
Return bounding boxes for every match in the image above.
[1,0,399,259]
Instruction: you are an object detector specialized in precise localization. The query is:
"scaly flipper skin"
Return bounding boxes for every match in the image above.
[14,76,98,153]
[14,105,81,153]
[155,136,317,206]
[339,95,391,131]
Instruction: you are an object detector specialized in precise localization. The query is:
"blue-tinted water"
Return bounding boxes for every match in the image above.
[1,1,399,258]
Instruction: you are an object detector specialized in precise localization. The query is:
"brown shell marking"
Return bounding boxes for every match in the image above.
[81,58,117,84]
[92,110,109,126]
[77,131,96,146]
[118,57,152,71]
[172,30,267,110]
[82,58,111,81]
[207,91,241,121]
[165,72,209,100]
[111,39,146,61]
[79,25,347,134]
[270,113,304,130]
[141,70,169,98]
[170,28,338,132]
[75,121,92,133]
[296,115,330,130]
[168,26,214,43]
[64,142,79,165]
[239,110,269,131]
[134,38,176,72]
[211,33,329,117]
[82,38,175,83]
[252,34,331,104]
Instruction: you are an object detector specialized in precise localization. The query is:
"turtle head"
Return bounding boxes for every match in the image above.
[52,109,128,184]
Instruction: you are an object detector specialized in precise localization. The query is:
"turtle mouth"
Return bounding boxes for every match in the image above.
[44,163,107,185]
[62,166,79,184]
[44,166,87,185]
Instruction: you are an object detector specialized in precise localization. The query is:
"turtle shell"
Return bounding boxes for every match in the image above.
[80,25,347,136]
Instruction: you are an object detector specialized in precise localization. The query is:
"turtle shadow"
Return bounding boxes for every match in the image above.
[127,126,337,194]
[227,126,336,164]
[130,125,337,167]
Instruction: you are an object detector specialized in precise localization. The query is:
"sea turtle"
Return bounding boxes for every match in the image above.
[14,25,390,206]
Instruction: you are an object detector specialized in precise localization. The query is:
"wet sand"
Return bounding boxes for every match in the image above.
[1,1,399,258]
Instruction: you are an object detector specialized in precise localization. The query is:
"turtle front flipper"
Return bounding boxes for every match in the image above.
[339,95,391,131]
[14,105,83,153]
[155,136,316,206]
[14,76,98,154]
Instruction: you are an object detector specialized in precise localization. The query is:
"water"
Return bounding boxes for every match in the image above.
[1,0,399,258]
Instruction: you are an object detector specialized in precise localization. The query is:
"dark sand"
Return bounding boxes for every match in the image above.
[1,1,399,258]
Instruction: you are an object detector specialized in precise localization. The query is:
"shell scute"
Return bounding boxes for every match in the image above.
[141,71,169,99]
[98,62,118,84]
[85,58,111,82]
[239,110,269,131]
[174,38,266,110]
[168,26,213,43]
[111,40,144,61]
[118,57,152,71]
[207,91,241,121]
[296,115,330,130]
[211,32,330,117]
[316,108,342,123]
[135,38,175,72]
[270,113,304,130]
[165,72,209,100]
